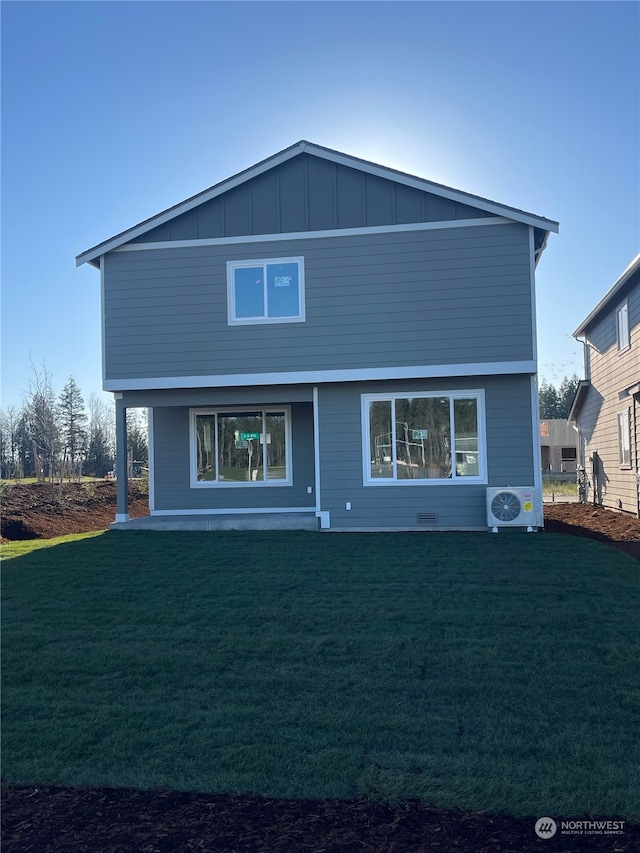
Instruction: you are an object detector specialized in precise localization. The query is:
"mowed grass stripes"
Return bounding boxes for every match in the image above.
[2,530,638,817]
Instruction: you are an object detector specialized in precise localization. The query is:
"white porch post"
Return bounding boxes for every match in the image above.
[115,396,129,522]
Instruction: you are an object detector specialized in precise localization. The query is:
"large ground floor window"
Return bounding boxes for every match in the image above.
[191,407,291,486]
[363,391,486,484]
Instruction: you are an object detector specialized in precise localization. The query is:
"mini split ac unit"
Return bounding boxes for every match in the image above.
[486,487,537,530]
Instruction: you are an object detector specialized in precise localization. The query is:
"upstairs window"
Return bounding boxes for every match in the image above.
[616,301,630,351]
[227,257,305,325]
[618,410,631,467]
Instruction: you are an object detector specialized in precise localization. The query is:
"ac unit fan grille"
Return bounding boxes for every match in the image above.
[490,492,522,522]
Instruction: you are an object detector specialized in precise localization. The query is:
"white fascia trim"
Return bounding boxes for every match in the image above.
[573,253,640,337]
[104,360,537,393]
[151,507,315,516]
[76,138,558,267]
[100,256,106,383]
[530,375,544,527]
[309,144,559,232]
[76,145,306,267]
[529,226,538,364]
[114,217,512,255]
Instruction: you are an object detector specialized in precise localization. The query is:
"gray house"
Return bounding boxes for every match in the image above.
[77,141,558,530]
[539,419,578,472]
[569,254,640,516]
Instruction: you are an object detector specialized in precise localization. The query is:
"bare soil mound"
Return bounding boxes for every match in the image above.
[543,502,640,560]
[2,784,637,853]
[0,481,149,540]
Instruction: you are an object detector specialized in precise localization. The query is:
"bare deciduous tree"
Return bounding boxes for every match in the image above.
[23,361,59,482]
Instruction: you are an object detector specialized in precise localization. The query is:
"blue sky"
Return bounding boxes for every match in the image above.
[2,1,638,409]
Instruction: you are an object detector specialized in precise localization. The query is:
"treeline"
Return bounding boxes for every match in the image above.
[539,374,580,420]
[0,364,147,481]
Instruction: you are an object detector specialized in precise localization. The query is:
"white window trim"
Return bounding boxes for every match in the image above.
[361,390,487,486]
[616,300,630,352]
[227,256,305,325]
[189,406,293,487]
[618,409,631,468]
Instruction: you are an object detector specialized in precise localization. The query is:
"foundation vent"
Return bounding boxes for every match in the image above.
[416,512,438,524]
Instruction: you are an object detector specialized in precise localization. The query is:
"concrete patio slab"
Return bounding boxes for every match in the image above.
[110,513,318,532]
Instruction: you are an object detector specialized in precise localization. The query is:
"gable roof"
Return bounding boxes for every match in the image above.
[567,379,590,424]
[573,253,640,338]
[76,140,559,268]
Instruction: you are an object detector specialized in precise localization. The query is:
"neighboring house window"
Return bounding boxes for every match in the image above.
[227,257,305,325]
[561,446,577,472]
[618,410,631,467]
[362,391,486,484]
[616,301,630,350]
[190,407,292,486]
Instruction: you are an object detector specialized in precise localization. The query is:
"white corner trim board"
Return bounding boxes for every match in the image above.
[103,360,537,393]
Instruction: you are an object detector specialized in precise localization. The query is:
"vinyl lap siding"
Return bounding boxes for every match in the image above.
[152,403,315,512]
[104,222,532,381]
[318,375,535,529]
[581,281,640,513]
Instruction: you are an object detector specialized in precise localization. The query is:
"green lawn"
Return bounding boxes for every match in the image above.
[542,477,578,496]
[2,530,638,818]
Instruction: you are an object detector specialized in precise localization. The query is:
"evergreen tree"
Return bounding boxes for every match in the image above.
[58,377,88,475]
[557,374,580,419]
[538,379,560,419]
[539,374,581,420]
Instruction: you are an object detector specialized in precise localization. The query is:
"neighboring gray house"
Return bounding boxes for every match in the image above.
[76,141,558,530]
[539,419,578,472]
[569,254,640,516]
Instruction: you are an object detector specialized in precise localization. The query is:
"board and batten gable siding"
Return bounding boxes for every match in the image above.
[580,276,640,513]
[103,222,533,382]
[317,375,535,529]
[129,154,495,244]
[151,402,315,512]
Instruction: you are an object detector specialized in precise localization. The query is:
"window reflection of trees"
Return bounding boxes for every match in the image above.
[369,396,480,481]
[196,411,287,482]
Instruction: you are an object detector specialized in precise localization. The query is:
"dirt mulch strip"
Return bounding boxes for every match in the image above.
[2,785,637,853]
[543,503,640,560]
